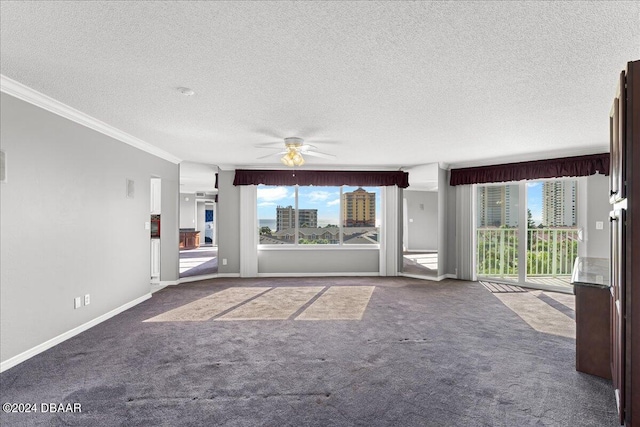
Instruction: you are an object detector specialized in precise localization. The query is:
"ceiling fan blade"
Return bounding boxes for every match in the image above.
[254,142,283,148]
[256,151,286,159]
[298,144,318,152]
[306,139,341,145]
[303,151,336,159]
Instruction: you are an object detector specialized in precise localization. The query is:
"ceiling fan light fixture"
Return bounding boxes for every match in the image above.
[280,147,305,167]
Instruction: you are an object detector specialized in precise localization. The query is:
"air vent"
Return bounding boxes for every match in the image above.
[126,179,135,198]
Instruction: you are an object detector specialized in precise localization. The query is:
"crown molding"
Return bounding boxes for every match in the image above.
[0,74,182,164]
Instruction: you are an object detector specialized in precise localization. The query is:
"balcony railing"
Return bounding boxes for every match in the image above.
[477,227,579,279]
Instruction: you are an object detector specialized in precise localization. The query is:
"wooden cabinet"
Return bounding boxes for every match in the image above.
[573,258,612,380]
[609,60,639,427]
[179,231,200,250]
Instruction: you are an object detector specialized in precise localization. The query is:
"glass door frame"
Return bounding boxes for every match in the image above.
[475,178,580,293]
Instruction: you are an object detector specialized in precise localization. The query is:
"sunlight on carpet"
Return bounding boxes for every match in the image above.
[296,286,375,321]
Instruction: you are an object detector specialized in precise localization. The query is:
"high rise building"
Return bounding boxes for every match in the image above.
[542,181,577,227]
[342,187,376,227]
[276,206,318,231]
[477,185,519,227]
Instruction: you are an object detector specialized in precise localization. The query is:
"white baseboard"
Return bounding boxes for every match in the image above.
[401,273,457,282]
[0,293,151,373]
[177,274,219,284]
[257,272,379,278]
[216,273,240,278]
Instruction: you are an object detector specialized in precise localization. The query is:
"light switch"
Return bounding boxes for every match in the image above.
[409,218,414,223]
[145,221,150,230]
[595,221,604,230]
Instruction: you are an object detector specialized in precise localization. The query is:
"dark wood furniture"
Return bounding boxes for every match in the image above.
[572,257,612,379]
[179,230,200,250]
[609,60,639,427]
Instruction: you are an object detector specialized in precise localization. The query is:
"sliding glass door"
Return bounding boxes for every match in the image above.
[476,179,578,291]
[476,184,520,282]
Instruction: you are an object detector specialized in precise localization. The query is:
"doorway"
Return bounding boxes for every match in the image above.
[179,162,219,280]
[402,189,439,279]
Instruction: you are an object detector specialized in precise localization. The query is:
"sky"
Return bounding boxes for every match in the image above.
[527,182,543,225]
[257,185,381,227]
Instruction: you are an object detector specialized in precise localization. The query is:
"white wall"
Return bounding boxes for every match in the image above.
[437,166,449,277]
[258,249,379,275]
[217,170,241,274]
[0,92,179,365]
[179,193,196,229]
[404,190,438,251]
[197,201,206,236]
[585,173,611,258]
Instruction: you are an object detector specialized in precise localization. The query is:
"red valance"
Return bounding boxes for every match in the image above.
[233,169,410,188]
[449,153,609,186]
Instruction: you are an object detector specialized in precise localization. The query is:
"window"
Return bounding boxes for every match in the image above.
[257,185,381,246]
[342,186,380,245]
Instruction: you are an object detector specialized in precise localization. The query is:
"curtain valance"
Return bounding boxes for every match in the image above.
[233,169,410,188]
[449,153,609,186]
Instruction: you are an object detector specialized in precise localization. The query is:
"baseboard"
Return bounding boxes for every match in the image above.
[177,274,219,284]
[0,293,152,373]
[216,273,240,278]
[159,280,179,286]
[401,273,457,282]
[257,272,379,278]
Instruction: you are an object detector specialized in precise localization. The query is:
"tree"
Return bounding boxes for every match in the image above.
[259,226,272,235]
[527,209,536,229]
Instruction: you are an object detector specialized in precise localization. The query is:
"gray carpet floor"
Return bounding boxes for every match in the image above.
[0,277,617,426]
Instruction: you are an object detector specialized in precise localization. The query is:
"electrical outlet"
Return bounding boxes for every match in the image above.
[84,294,90,306]
[222,258,228,266]
[74,297,82,309]
[595,221,604,230]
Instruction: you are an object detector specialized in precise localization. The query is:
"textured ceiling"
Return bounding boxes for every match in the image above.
[1,1,639,174]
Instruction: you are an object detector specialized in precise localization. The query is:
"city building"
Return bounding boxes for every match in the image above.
[477,186,519,227]
[542,181,577,227]
[342,187,376,227]
[276,205,318,231]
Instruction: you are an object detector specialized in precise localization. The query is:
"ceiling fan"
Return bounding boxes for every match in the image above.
[256,137,336,166]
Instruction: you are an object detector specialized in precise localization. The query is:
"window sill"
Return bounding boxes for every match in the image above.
[258,245,380,251]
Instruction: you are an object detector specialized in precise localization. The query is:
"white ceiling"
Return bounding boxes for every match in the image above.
[1,1,638,175]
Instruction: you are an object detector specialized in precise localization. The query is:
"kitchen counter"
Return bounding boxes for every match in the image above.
[571,257,610,290]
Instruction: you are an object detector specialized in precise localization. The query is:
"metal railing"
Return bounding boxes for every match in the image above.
[476,228,579,278]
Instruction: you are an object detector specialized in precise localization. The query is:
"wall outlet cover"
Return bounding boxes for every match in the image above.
[84,294,90,305]
[74,297,81,309]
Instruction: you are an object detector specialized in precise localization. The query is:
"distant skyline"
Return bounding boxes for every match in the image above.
[257,186,381,227]
[257,183,546,227]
